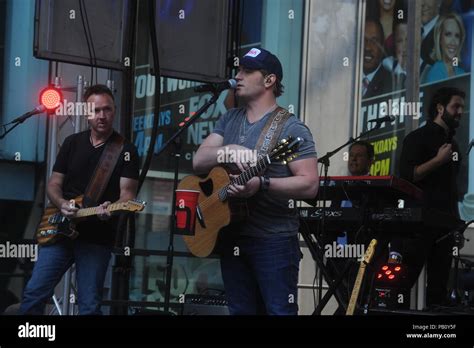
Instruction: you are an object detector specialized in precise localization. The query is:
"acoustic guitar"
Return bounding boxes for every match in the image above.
[179,136,303,257]
[36,195,146,245]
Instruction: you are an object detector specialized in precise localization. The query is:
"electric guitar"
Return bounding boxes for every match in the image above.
[178,136,303,257]
[36,195,146,245]
[346,239,377,315]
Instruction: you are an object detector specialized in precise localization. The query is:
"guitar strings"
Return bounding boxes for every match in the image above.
[197,156,267,211]
[196,140,292,211]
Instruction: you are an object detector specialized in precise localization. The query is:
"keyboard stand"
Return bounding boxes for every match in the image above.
[299,222,353,314]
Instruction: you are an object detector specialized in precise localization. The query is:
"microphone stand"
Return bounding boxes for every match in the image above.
[0,108,45,139]
[314,122,382,309]
[0,122,22,140]
[154,91,221,314]
[438,220,473,305]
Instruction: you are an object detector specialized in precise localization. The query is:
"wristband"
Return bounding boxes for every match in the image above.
[262,176,270,192]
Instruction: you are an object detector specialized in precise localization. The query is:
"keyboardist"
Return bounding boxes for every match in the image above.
[325,141,374,313]
[336,141,374,241]
[348,141,374,177]
[349,141,404,265]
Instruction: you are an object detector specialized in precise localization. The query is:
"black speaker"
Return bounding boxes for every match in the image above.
[34,0,133,70]
[154,0,233,82]
[182,294,229,315]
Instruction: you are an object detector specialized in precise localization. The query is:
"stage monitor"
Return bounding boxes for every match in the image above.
[34,0,133,71]
[154,0,232,82]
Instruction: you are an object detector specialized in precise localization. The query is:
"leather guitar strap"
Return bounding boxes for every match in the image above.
[83,132,125,208]
[255,106,292,155]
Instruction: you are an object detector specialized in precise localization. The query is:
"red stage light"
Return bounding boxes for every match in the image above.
[388,274,395,280]
[382,265,388,271]
[385,270,392,275]
[39,87,62,111]
[394,266,401,272]
[377,273,383,279]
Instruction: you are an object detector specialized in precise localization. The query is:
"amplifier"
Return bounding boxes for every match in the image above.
[372,287,410,310]
[182,294,229,315]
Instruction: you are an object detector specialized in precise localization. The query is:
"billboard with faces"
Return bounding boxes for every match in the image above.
[359,0,472,195]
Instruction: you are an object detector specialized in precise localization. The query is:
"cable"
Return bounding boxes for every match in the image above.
[238,0,244,52]
[301,219,320,313]
[136,0,161,193]
[313,269,318,310]
[78,0,94,85]
[81,0,98,85]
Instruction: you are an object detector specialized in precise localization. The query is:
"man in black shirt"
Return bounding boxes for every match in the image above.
[20,85,139,314]
[399,86,465,307]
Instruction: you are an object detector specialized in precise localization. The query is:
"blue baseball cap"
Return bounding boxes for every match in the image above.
[240,48,283,81]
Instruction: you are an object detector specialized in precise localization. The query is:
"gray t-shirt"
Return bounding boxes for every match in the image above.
[213,107,317,237]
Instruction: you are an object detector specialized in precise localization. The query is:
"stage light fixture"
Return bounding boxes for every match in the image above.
[39,87,63,112]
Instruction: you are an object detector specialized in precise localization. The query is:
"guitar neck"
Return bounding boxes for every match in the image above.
[217,155,271,202]
[346,239,378,315]
[75,202,126,218]
[230,155,271,186]
[346,263,366,315]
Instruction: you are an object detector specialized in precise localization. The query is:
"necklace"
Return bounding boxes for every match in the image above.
[239,117,256,144]
[90,134,106,148]
[239,104,278,144]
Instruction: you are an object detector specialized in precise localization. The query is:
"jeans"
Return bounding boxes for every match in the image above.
[402,228,454,307]
[19,239,111,315]
[219,233,301,315]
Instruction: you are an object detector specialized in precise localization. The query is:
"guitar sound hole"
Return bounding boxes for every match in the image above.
[199,179,214,197]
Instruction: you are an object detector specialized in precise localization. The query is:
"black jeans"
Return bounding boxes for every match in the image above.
[403,228,454,307]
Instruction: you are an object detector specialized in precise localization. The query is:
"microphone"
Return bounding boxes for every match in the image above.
[467,139,474,155]
[194,79,237,93]
[367,115,396,124]
[11,105,46,124]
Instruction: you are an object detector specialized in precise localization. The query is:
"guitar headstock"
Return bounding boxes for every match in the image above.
[363,239,378,264]
[269,136,303,165]
[124,200,146,212]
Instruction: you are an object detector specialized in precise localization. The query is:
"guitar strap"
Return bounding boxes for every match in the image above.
[255,106,292,156]
[83,131,125,208]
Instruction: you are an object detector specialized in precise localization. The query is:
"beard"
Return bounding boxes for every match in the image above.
[441,109,460,130]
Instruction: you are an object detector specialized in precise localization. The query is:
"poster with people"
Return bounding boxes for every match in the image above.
[360,0,472,186]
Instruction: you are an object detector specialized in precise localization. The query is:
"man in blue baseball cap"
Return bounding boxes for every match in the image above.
[240,47,283,80]
[236,47,284,99]
[193,48,319,315]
